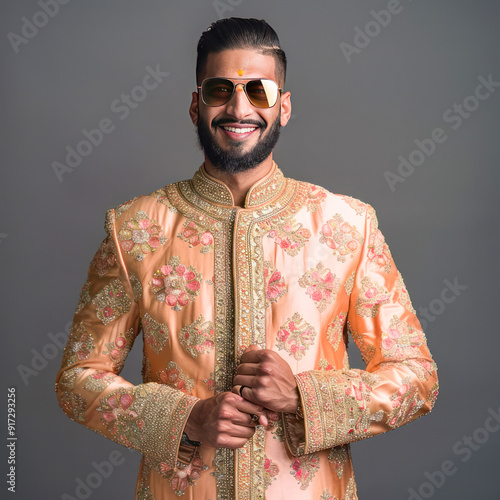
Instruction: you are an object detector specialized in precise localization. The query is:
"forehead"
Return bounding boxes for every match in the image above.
[203,48,277,81]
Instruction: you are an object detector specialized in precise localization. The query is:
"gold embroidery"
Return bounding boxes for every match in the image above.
[354,276,391,318]
[142,313,169,355]
[327,311,347,351]
[92,278,131,325]
[178,315,215,358]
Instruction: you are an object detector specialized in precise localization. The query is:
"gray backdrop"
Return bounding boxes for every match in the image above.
[2,1,499,498]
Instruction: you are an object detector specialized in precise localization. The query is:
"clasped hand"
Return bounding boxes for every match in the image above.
[184,345,298,449]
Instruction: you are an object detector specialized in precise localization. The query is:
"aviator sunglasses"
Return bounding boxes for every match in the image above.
[198,77,283,108]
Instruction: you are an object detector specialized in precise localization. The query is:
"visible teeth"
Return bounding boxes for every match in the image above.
[222,126,256,134]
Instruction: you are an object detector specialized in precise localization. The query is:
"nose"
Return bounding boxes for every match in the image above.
[224,83,254,119]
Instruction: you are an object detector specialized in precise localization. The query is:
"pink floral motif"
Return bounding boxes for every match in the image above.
[91,238,116,277]
[159,448,208,494]
[150,256,202,311]
[265,219,311,257]
[381,315,424,360]
[367,228,392,273]
[118,210,167,261]
[203,373,215,392]
[387,376,423,427]
[319,214,364,262]
[263,457,279,489]
[264,261,287,306]
[290,453,320,490]
[157,361,193,394]
[276,313,317,360]
[179,315,214,358]
[304,184,327,212]
[83,370,117,391]
[298,262,340,312]
[97,389,144,446]
[102,328,136,371]
[354,276,391,317]
[177,220,214,253]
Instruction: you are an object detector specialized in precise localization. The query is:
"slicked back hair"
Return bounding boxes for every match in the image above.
[196,17,287,87]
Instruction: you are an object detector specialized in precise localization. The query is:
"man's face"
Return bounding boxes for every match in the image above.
[189,49,291,174]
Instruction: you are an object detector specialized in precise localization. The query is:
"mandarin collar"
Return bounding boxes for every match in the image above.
[190,162,286,208]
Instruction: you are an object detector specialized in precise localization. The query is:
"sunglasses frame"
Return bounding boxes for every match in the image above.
[197,77,283,108]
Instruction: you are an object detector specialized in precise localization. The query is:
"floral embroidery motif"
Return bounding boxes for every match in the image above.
[427,382,439,410]
[92,278,131,325]
[91,238,116,277]
[159,448,208,494]
[150,256,202,311]
[129,272,143,302]
[304,184,327,212]
[290,453,320,490]
[203,373,215,392]
[58,367,84,389]
[75,278,91,313]
[381,316,424,360]
[320,214,364,262]
[178,315,214,358]
[394,271,416,313]
[367,228,392,273]
[118,210,167,261]
[157,361,194,394]
[103,328,136,371]
[298,262,340,312]
[63,322,95,365]
[142,313,169,355]
[387,376,424,427]
[276,313,317,360]
[318,358,335,371]
[327,311,347,350]
[83,370,117,391]
[266,412,284,441]
[177,220,214,253]
[59,390,87,422]
[263,457,279,490]
[265,219,311,256]
[97,389,144,447]
[264,261,287,306]
[341,195,367,216]
[354,276,391,317]
[328,445,348,478]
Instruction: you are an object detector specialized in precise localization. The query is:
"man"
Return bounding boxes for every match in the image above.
[56,18,438,500]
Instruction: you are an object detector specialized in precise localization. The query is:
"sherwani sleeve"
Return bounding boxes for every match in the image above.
[284,205,439,456]
[55,208,199,472]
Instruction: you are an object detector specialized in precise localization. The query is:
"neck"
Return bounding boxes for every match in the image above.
[203,155,274,207]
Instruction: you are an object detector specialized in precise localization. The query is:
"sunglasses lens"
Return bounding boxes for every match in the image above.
[202,78,234,106]
[246,79,279,108]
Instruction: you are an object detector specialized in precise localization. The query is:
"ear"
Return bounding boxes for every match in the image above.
[279,91,292,127]
[189,91,199,126]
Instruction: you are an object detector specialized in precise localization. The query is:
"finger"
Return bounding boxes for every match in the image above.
[233,396,263,416]
[236,363,259,375]
[232,385,244,397]
[244,344,262,353]
[258,414,269,426]
[233,375,256,390]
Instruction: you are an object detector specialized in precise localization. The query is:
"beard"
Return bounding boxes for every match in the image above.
[196,113,281,174]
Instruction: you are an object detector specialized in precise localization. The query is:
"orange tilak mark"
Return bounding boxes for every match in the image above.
[237,69,244,76]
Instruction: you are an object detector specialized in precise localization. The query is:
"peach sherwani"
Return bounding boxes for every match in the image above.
[56,163,438,499]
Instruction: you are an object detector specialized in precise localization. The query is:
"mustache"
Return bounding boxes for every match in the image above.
[211,117,266,130]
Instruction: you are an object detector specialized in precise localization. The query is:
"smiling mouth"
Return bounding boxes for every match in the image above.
[221,126,258,134]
